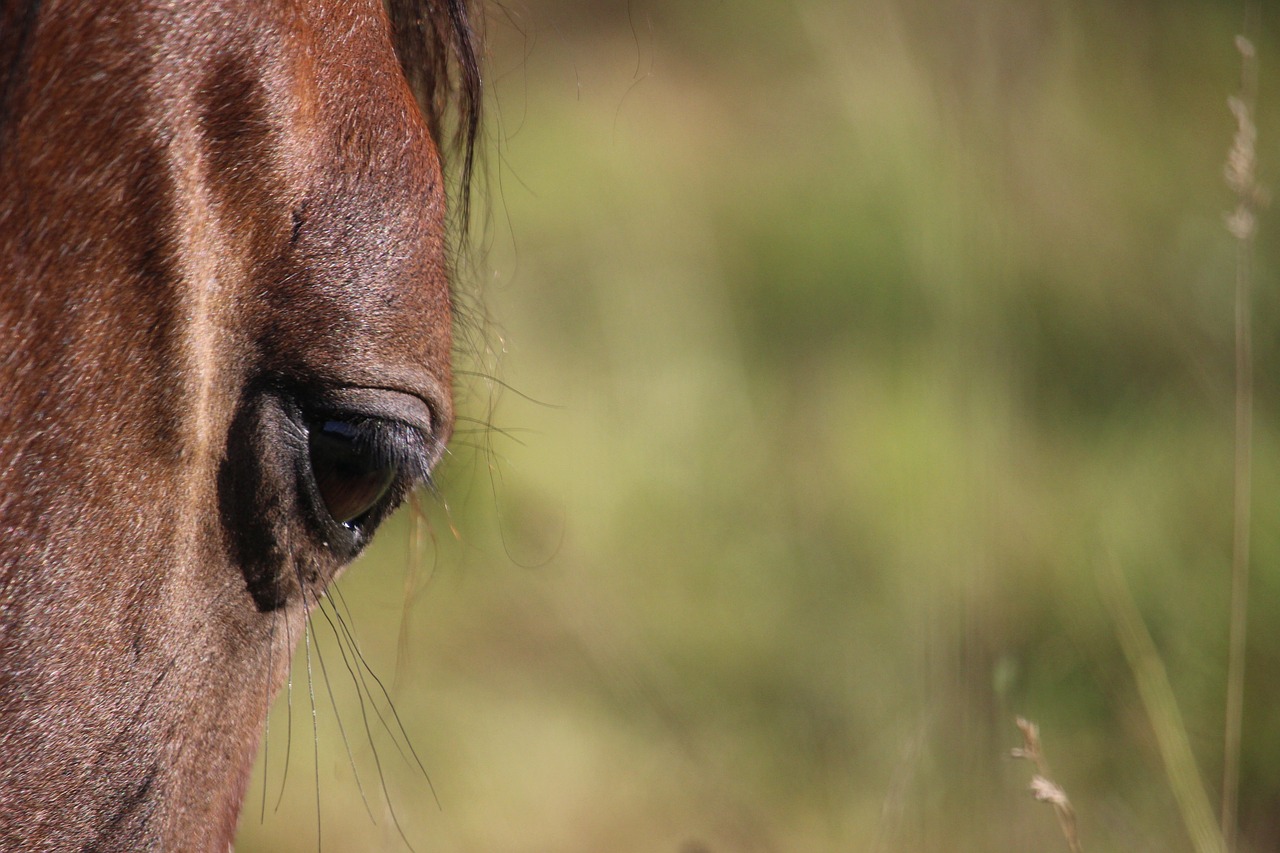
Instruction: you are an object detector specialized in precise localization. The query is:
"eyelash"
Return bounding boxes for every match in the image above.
[311,415,433,481]
[302,411,435,533]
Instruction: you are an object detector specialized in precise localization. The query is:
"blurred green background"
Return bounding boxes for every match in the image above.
[238,1,1280,850]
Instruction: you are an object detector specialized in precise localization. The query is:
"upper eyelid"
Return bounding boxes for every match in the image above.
[309,386,437,435]
[300,388,445,479]
[303,364,451,436]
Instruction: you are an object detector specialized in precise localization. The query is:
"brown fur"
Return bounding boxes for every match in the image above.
[0,0,477,847]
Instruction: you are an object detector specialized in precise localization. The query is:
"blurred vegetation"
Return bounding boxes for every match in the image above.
[238,1,1280,850]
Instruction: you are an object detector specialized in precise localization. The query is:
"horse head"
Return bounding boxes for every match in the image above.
[0,0,478,846]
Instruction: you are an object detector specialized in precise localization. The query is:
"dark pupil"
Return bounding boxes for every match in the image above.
[308,420,396,526]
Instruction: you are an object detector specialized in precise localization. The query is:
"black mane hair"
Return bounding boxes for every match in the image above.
[384,0,483,225]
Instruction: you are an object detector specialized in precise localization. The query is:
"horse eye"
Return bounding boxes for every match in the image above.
[307,420,397,527]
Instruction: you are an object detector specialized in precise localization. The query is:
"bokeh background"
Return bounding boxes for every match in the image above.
[238,1,1280,850]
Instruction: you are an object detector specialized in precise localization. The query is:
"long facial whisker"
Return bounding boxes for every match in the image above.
[330,584,436,796]
[260,601,276,823]
[260,538,289,824]
[316,586,421,852]
[327,585,420,770]
[451,369,562,408]
[307,589,376,824]
[288,558,324,853]
[273,584,297,813]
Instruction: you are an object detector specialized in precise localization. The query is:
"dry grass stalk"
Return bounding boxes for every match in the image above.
[1012,717,1083,853]
[1222,27,1264,853]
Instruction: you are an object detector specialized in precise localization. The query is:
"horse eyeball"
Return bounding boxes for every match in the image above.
[307,420,396,527]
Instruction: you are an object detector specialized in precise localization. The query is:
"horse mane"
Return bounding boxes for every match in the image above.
[384,0,483,223]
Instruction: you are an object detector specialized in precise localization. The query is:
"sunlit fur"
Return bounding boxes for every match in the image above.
[0,0,478,847]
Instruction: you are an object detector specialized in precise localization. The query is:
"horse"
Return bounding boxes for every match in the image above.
[0,0,480,847]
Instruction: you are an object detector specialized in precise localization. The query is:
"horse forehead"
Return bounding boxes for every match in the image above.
[179,0,451,360]
[192,0,443,212]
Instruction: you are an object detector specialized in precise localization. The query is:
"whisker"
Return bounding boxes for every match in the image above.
[301,610,322,852]
[448,426,535,438]
[329,585,437,801]
[260,601,275,823]
[319,586,422,851]
[309,591,376,824]
[451,369,563,408]
[449,419,530,446]
[273,591,296,813]
[286,560,324,853]
[325,587,419,772]
[485,439,564,569]
[260,537,289,823]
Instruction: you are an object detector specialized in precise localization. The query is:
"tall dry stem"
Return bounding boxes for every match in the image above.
[1222,22,1263,852]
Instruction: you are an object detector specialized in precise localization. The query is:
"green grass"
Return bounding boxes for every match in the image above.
[236,2,1280,850]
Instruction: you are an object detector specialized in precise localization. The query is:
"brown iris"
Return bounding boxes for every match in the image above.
[308,420,396,527]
